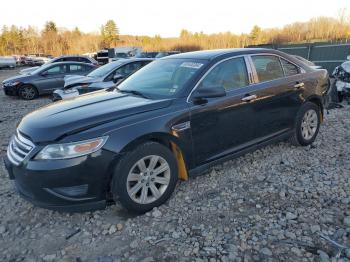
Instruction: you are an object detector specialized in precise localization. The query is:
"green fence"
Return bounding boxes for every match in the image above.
[249,42,350,73]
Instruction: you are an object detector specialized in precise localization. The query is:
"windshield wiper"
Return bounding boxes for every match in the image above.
[115,87,149,99]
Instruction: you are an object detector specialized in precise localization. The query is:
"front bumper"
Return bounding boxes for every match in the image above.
[4,149,116,212]
[3,85,18,96]
[52,88,79,101]
[336,80,350,93]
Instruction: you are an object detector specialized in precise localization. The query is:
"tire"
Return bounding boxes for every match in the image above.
[289,102,321,146]
[18,85,38,100]
[111,142,178,213]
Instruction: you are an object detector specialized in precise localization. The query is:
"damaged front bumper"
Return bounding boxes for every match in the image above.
[52,88,79,101]
[335,80,350,94]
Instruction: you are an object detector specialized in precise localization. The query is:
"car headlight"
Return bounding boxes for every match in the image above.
[6,81,20,87]
[35,136,108,160]
[63,88,79,94]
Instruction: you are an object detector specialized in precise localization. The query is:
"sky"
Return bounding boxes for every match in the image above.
[1,0,349,37]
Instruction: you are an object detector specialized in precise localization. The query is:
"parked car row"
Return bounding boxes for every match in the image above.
[19,55,98,75]
[0,54,54,69]
[52,58,153,101]
[3,48,330,213]
[97,46,181,64]
[2,62,97,99]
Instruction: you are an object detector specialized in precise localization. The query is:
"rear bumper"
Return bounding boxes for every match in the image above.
[3,149,116,212]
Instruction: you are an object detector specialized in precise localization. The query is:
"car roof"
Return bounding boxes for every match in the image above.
[56,55,89,58]
[161,48,281,60]
[47,61,95,66]
[113,58,154,64]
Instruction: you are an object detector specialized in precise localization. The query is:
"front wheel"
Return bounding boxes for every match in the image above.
[290,102,321,146]
[18,85,38,100]
[111,142,178,213]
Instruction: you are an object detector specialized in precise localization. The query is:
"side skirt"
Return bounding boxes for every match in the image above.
[188,130,293,177]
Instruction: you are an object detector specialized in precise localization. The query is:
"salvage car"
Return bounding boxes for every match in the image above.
[4,48,329,213]
[52,58,153,101]
[331,56,350,102]
[2,62,97,100]
[20,55,98,75]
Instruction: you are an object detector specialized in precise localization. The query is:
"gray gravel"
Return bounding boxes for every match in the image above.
[0,69,350,261]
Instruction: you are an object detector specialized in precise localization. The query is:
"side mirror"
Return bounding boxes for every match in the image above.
[113,73,124,83]
[192,84,226,101]
[347,55,350,61]
[41,71,48,76]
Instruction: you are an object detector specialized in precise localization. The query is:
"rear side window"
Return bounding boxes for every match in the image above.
[252,55,284,82]
[201,57,249,91]
[281,58,300,76]
[84,65,94,71]
[69,64,84,73]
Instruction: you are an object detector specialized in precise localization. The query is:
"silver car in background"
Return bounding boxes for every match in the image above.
[0,56,16,69]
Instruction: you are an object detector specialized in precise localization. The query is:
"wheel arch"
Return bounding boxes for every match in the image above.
[19,83,39,93]
[118,132,190,181]
[305,95,324,122]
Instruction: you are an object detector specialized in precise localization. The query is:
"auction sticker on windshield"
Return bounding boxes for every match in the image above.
[180,62,204,69]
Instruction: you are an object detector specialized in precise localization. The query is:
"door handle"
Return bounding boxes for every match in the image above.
[294,82,305,89]
[241,94,257,102]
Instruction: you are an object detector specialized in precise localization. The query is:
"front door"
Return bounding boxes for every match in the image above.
[34,65,66,93]
[189,56,259,166]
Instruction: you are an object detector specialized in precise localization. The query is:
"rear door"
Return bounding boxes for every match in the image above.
[247,54,304,139]
[33,64,67,93]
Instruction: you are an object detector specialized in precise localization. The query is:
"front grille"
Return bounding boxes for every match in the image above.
[7,131,35,165]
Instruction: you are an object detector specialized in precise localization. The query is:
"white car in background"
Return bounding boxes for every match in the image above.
[0,56,16,69]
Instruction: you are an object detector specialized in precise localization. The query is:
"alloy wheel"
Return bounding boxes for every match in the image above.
[301,109,318,140]
[20,86,36,100]
[126,155,171,204]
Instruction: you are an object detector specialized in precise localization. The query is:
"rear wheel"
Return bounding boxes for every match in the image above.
[290,102,321,146]
[18,85,38,100]
[111,142,178,213]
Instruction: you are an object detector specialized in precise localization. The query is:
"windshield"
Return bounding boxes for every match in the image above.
[117,59,207,98]
[87,61,123,78]
[30,63,55,75]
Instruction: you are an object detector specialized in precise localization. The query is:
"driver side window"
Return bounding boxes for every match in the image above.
[201,57,249,91]
[44,65,65,75]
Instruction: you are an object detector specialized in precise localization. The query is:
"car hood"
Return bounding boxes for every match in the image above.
[64,75,102,88]
[18,90,172,143]
[19,67,39,75]
[3,74,32,83]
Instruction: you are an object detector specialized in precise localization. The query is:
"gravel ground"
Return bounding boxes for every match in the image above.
[0,68,350,262]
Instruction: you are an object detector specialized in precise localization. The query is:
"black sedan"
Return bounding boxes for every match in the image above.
[2,62,97,100]
[52,58,153,101]
[4,48,329,213]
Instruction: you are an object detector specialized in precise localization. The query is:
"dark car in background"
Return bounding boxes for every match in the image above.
[155,51,180,58]
[2,62,97,100]
[4,48,329,213]
[134,51,180,59]
[135,52,160,58]
[20,55,98,75]
[52,58,153,101]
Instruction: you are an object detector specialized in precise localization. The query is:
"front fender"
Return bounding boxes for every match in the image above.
[102,106,193,169]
